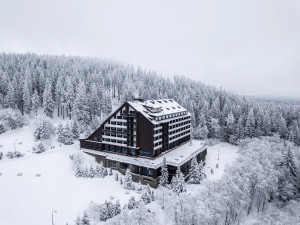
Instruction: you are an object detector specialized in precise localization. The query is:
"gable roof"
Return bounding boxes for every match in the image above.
[128,99,190,124]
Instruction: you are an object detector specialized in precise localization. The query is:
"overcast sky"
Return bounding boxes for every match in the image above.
[0,0,299,98]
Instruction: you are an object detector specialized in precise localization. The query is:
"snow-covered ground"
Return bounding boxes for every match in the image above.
[186,142,239,193]
[0,125,239,225]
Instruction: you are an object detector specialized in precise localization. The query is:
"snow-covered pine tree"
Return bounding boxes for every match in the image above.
[278,147,299,201]
[6,81,16,108]
[63,124,74,145]
[189,157,201,184]
[81,211,90,225]
[75,214,82,225]
[115,172,118,181]
[56,123,64,143]
[124,169,133,189]
[103,168,108,176]
[120,177,123,185]
[42,78,54,118]
[31,89,39,117]
[0,123,5,134]
[22,75,32,114]
[89,165,95,178]
[158,155,169,187]
[107,201,116,218]
[128,196,137,210]
[99,205,108,221]
[115,200,121,215]
[141,189,151,204]
[198,161,206,182]
[171,167,186,194]
[72,120,80,139]
[137,181,142,193]
[96,162,104,178]
[39,118,52,140]
[151,191,155,201]
[109,167,113,176]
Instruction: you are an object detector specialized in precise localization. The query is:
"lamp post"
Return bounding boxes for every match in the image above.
[52,210,57,225]
[14,139,18,153]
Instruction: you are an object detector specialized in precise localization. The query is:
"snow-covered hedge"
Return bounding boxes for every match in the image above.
[0,108,25,131]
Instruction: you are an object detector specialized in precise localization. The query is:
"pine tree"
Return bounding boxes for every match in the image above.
[99,205,108,221]
[278,115,288,139]
[107,201,116,218]
[151,190,155,201]
[141,188,151,204]
[0,123,5,134]
[245,109,255,138]
[22,75,32,114]
[72,120,80,139]
[171,167,186,194]
[75,214,82,225]
[158,155,169,187]
[56,123,64,143]
[43,78,54,118]
[115,172,119,181]
[63,124,74,145]
[31,89,39,117]
[6,81,16,108]
[198,161,206,182]
[103,168,108,176]
[109,167,113,176]
[124,169,133,189]
[279,148,299,201]
[189,157,201,184]
[115,200,121,215]
[81,211,90,225]
[120,177,123,185]
[137,181,142,193]
[128,196,137,210]
[224,111,235,142]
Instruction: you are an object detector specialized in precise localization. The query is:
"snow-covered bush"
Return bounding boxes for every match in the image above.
[32,142,46,154]
[6,151,24,159]
[141,188,152,204]
[109,167,113,176]
[0,108,25,130]
[34,116,54,141]
[103,168,108,176]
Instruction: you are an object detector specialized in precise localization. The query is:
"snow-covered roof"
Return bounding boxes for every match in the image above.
[127,99,190,124]
[82,140,207,169]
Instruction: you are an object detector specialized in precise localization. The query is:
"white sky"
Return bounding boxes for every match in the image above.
[0,0,299,97]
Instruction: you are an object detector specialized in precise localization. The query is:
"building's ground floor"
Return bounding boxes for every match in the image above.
[83,140,207,188]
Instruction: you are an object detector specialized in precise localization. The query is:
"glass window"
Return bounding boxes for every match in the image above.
[122,147,127,154]
[120,163,128,170]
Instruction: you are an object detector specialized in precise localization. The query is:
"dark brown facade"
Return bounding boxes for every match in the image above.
[80,99,207,187]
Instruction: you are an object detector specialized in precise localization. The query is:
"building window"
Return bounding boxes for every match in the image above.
[129,149,136,156]
[120,163,128,170]
[94,137,97,141]
[108,161,117,168]
[122,147,127,154]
